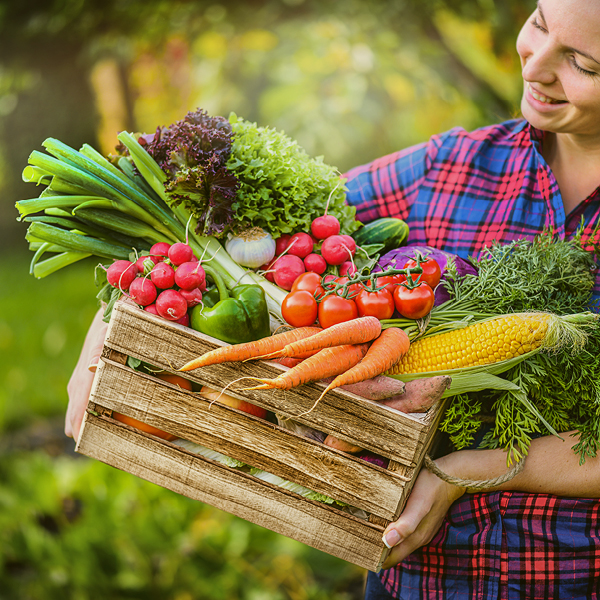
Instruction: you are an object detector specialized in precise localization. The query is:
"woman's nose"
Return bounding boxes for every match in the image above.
[521,42,557,85]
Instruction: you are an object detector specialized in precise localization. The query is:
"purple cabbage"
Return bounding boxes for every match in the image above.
[142,108,240,237]
[377,245,478,305]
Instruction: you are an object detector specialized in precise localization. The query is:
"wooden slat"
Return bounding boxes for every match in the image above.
[103,301,436,465]
[91,357,411,520]
[77,412,389,572]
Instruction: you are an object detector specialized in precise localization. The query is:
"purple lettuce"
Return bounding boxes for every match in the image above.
[142,109,240,237]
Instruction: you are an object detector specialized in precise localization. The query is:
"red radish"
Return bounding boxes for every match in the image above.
[168,242,194,266]
[156,289,188,321]
[321,235,355,265]
[174,261,206,290]
[107,260,138,291]
[144,304,159,315]
[149,242,171,261]
[323,274,338,286]
[304,253,327,274]
[272,254,305,290]
[311,215,340,239]
[339,261,357,276]
[176,312,190,327]
[287,232,314,258]
[260,259,276,283]
[275,234,292,255]
[135,254,159,274]
[129,277,157,306]
[179,287,203,308]
[340,235,357,256]
[150,262,176,289]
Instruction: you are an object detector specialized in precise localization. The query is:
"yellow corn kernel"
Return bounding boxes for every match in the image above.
[388,313,550,375]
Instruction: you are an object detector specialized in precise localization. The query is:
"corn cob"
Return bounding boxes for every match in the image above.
[388,313,552,375]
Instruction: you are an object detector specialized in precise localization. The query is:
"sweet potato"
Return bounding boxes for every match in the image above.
[320,374,405,401]
[381,375,451,413]
[322,375,452,454]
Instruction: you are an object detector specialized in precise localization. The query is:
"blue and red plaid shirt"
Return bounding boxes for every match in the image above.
[345,119,600,599]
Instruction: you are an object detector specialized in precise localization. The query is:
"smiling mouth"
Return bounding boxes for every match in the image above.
[527,83,567,105]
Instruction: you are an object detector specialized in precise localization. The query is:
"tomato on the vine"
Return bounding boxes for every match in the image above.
[404,257,442,289]
[335,276,363,299]
[291,271,324,298]
[393,282,435,319]
[318,295,358,328]
[355,288,395,320]
[282,290,318,327]
[376,273,406,294]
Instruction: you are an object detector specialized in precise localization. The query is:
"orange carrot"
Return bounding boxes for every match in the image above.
[178,326,322,371]
[271,357,305,368]
[316,328,410,402]
[244,343,370,391]
[258,316,382,360]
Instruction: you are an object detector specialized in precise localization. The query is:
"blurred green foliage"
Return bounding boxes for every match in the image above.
[0,0,528,597]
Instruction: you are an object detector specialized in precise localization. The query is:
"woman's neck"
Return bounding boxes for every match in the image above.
[542,132,600,215]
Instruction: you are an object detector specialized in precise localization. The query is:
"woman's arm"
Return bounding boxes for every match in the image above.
[65,307,108,440]
[381,431,600,569]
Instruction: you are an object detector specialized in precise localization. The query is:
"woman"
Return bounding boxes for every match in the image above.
[348,0,600,597]
[66,0,600,597]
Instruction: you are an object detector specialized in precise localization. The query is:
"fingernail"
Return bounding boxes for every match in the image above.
[382,529,401,549]
[87,360,99,372]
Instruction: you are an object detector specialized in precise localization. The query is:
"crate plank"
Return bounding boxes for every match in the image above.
[91,357,412,520]
[77,412,389,572]
[104,301,434,465]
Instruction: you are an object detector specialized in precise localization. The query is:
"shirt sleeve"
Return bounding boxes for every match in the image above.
[343,132,449,224]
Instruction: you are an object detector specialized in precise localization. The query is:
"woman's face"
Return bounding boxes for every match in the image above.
[516,0,600,139]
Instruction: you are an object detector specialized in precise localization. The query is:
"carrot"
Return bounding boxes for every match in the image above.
[315,328,410,403]
[271,357,305,368]
[243,343,370,391]
[178,326,322,371]
[257,316,382,360]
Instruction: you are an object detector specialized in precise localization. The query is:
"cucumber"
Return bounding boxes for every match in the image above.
[351,217,409,253]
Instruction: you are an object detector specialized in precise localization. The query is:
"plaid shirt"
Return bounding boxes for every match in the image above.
[345,120,600,599]
[345,118,600,304]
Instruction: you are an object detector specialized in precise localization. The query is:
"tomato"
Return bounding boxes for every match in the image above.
[355,288,395,320]
[282,290,318,327]
[318,294,358,328]
[335,276,363,299]
[376,273,406,294]
[112,371,191,441]
[393,282,435,320]
[291,271,324,298]
[404,257,442,289]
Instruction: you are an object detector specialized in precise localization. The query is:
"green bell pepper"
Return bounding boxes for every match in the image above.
[190,266,271,344]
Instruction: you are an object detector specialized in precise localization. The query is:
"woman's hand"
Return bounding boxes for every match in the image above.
[65,307,108,440]
[381,457,466,569]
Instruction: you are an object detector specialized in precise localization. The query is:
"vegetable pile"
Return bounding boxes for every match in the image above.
[14,105,600,474]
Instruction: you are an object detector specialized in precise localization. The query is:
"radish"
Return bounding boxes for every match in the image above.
[339,235,357,256]
[150,262,176,289]
[168,242,194,266]
[107,260,138,291]
[156,289,188,321]
[321,234,355,265]
[135,254,159,275]
[275,234,291,255]
[272,254,305,290]
[176,312,190,327]
[179,287,203,308]
[149,242,171,261]
[259,259,277,283]
[129,277,157,306]
[311,215,340,240]
[144,304,159,315]
[339,261,357,276]
[174,261,206,290]
[304,253,327,274]
[287,232,314,258]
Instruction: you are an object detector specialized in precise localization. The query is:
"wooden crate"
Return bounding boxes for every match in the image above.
[76,300,446,572]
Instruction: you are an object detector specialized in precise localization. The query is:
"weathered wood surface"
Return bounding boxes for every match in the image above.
[90,356,412,519]
[103,301,440,465]
[77,412,389,572]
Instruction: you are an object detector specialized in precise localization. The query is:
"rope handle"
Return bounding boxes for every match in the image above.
[423,453,525,493]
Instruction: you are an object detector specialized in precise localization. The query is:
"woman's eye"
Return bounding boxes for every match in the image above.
[530,18,547,33]
[571,57,598,77]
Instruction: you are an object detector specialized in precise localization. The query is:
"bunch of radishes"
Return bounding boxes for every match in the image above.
[104,241,206,325]
[261,214,357,291]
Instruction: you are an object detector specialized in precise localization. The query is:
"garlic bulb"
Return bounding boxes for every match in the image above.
[225,227,276,269]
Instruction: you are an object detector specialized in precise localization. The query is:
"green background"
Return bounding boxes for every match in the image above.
[0,1,525,598]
